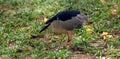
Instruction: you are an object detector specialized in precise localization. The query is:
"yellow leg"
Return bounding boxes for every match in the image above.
[66,31,73,48]
[67,31,72,43]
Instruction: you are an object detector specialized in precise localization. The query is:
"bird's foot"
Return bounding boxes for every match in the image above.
[64,39,72,49]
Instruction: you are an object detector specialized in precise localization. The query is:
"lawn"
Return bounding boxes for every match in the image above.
[0,0,120,59]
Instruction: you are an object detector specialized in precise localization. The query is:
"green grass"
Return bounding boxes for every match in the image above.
[0,0,120,59]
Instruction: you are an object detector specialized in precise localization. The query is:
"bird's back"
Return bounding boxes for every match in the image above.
[46,10,80,24]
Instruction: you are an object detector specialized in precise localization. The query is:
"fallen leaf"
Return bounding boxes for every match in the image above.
[110,9,118,16]
[8,41,17,47]
[48,40,52,44]
[100,0,109,3]
[100,32,113,40]
[86,25,94,34]
[112,3,120,10]
[44,17,48,22]
[106,35,113,38]
[54,2,59,5]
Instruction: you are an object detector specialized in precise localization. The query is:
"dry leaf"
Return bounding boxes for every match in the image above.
[101,32,113,39]
[101,32,109,36]
[8,41,17,47]
[44,17,48,22]
[106,35,113,38]
[86,25,94,34]
[112,3,120,10]
[86,28,94,33]
[100,0,108,3]
[110,9,118,16]
[25,47,31,51]
[42,48,47,50]
[87,25,93,29]
[48,40,52,44]
[54,2,59,5]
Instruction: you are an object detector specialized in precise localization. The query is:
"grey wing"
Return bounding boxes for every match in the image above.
[60,16,83,30]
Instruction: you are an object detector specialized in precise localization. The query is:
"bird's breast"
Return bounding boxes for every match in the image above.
[49,16,83,33]
[49,20,68,33]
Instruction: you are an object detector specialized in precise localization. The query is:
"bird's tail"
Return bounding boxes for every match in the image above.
[40,24,50,33]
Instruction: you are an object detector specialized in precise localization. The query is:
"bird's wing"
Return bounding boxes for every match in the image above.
[46,10,80,24]
[59,16,83,30]
[39,24,50,33]
[57,13,88,30]
[40,10,81,33]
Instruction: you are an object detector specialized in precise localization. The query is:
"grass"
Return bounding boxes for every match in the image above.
[0,0,120,59]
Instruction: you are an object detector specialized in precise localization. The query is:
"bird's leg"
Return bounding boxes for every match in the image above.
[65,31,73,48]
[67,31,72,43]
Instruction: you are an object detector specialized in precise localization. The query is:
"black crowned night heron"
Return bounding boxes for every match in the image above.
[40,10,88,44]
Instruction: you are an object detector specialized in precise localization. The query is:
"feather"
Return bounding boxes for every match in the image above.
[46,10,80,24]
[40,24,50,33]
[40,10,81,33]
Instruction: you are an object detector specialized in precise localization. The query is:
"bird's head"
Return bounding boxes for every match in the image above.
[77,13,88,23]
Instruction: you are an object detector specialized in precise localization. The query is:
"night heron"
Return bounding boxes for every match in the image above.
[40,10,88,45]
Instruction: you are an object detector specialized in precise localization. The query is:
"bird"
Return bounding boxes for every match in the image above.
[40,10,88,45]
